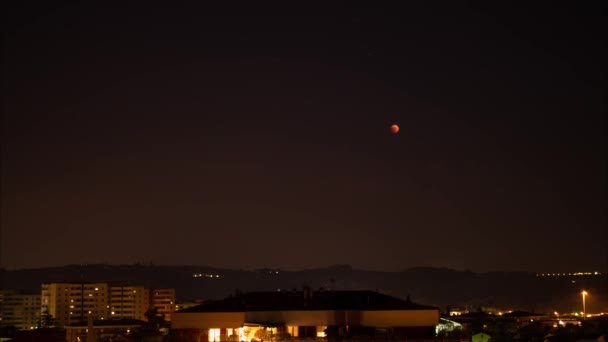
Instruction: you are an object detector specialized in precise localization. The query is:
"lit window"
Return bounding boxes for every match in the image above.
[209,329,220,342]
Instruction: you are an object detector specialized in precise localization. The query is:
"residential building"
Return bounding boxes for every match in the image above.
[65,317,143,342]
[152,288,175,321]
[0,290,8,327]
[172,290,440,341]
[110,285,149,321]
[0,290,41,330]
[41,283,176,326]
[41,283,110,327]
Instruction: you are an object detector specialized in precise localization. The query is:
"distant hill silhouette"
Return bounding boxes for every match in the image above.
[1,264,606,313]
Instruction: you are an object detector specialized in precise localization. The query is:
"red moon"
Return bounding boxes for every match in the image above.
[390,124,400,134]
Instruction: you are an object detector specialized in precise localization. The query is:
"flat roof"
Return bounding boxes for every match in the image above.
[179,290,437,313]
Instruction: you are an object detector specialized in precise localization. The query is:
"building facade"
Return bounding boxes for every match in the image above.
[65,317,143,342]
[0,290,41,330]
[41,283,176,327]
[152,288,176,321]
[172,290,440,342]
[110,285,150,321]
[41,283,110,327]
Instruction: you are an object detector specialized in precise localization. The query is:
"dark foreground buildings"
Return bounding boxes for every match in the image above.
[172,290,439,341]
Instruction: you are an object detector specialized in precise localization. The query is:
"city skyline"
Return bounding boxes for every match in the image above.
[1,3,606,272]
[3,264,605,314]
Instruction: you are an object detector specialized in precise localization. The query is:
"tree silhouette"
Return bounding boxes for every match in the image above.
[144,307,166,330]
[40,307,57,328]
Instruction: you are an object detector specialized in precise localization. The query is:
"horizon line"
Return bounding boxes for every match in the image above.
[2,262,596,274]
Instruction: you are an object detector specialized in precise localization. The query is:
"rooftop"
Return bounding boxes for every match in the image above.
[66,318,145,327]
[179,290,437,313]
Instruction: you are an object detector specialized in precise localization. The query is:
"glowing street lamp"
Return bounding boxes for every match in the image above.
[581,290,588,317]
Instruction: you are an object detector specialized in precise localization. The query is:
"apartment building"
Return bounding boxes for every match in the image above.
[0,290,41,330]
[41,283,176,326]
[152,288,175,321]
[110,285,149,321]
[41,283,110,327]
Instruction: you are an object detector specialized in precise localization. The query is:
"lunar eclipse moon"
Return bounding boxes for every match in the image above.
[390,124,400,134]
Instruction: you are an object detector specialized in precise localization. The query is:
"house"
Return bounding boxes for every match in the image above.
[172,289,439,341]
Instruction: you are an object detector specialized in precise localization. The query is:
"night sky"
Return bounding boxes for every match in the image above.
[2,3,605,272]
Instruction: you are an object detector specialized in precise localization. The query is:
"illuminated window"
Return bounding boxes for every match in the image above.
[237,327,246,341]
[209,328,220,342]
[287,326,298,337]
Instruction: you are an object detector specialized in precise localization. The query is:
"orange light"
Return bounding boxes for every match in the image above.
[390,124,400,134]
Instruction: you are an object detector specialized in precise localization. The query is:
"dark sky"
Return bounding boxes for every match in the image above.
[1,3,606,272]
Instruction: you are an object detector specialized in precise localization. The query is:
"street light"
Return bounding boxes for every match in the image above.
[581,290,588,317]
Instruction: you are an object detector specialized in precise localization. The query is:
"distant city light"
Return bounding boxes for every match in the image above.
[193,273,223,278]
[535,271,601,277]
